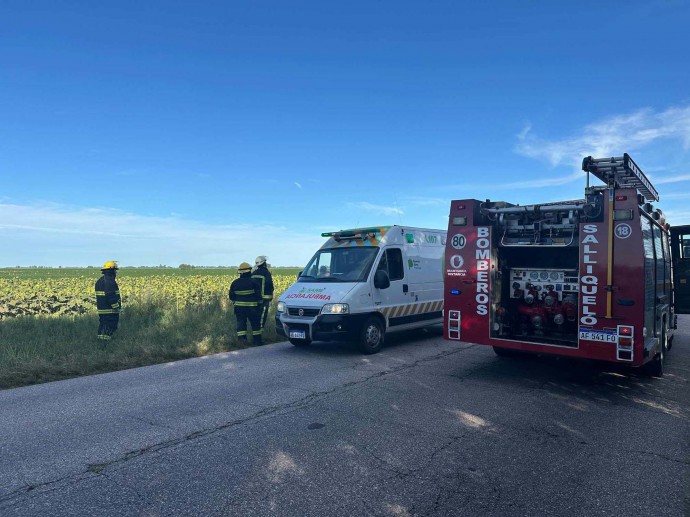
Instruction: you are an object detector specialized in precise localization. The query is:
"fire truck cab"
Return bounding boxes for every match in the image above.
[444,154,684,376]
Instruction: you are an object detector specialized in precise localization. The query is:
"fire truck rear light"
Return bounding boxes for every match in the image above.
[449,319,459,329]
[619,326,632,336]
[613,209,633,220]
[615,195,627,201]
[450,289,460,295]
[452,216,467,226]
[456,204,466,210]
[618,337,633,347]
[449,311,460,319]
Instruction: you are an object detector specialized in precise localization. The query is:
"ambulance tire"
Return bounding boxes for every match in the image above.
[289,338,312,347]
[358,317,384,354]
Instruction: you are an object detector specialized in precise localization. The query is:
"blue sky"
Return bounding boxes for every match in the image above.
[2,0,689,266]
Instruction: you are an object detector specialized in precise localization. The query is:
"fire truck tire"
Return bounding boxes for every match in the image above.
[493,346,522,358]
[357,317,384,354]
[647,331,666,378]
[289,338,312,347]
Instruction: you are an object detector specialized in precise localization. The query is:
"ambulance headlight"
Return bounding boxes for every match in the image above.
[321,303,350,315]
[277,301,287,313]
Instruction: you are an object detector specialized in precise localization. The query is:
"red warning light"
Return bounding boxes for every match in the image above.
[615,195,627,201]
[619,326,632,336]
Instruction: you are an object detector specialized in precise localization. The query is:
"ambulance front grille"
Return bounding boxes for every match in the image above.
[287,307,321,317]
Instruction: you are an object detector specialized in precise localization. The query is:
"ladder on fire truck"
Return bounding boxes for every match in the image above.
[582,153,659,202]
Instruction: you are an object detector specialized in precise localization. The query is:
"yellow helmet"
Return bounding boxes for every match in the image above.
[101,260,119,271]
[238,262,252,273]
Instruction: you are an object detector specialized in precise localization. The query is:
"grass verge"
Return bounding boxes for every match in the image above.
[0,297,280,389]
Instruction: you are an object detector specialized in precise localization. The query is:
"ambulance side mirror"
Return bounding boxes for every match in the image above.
[374,270,390,290]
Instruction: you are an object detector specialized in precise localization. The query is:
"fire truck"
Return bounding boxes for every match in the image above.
[444,154,690,376]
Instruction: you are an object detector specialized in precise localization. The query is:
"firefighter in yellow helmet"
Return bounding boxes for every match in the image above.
[95,261,121,341]
[229,262,263,345]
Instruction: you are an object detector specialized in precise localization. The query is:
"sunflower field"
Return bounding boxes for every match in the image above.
[0,268,300,389]
[0,268,299,319]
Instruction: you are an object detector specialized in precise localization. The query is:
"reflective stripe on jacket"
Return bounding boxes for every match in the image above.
[252,266,274,301]
[229,273,261,307]
[95,274,121,314]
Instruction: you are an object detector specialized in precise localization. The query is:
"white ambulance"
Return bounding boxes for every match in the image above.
[275,226,447,353]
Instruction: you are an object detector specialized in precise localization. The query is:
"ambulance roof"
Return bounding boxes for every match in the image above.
[319,225,445,250]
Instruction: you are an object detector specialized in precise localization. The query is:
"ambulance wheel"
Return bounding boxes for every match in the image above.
[358,317,384,354]
[289,338,311,347]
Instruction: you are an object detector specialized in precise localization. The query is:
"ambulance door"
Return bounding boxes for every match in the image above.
[671,225,690,314]
[372,247,408,324]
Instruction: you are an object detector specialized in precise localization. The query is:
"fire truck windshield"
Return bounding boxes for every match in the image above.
[299,247,379,283]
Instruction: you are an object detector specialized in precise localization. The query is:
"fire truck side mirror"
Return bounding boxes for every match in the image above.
[374,270,391,290]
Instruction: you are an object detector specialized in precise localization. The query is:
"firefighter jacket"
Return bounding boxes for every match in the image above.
[251,265,275,302]
[95,274,121,315]
[229,272,261,307]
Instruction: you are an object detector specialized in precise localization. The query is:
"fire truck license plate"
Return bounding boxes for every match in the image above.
[579,330,616,343]
[289,330,306,339]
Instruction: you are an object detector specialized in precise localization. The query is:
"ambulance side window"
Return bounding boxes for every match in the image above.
[386,249,404,281]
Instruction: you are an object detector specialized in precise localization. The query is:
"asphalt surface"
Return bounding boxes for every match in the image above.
[1,320,689,517]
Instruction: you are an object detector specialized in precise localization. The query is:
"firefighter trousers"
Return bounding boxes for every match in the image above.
[235,306,262,344]
[98,314,119,340]
[257,301,271,330]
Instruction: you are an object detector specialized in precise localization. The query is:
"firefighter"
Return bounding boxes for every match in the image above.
[252,255,274,334]
[229,262,263,345]
[95,261,121,341]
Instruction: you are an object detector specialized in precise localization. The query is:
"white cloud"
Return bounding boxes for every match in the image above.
[0,203,324,267]
[346,201,403,216]
[514,105,690,185]
[653,174,690,184]
[294,182,303,190]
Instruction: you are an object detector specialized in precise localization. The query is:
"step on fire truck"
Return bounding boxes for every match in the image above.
[444,154,690,376]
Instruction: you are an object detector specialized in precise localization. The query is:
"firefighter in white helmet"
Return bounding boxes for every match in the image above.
[95,261,121,341]
[229,262,263,345]
[252,255,274,337]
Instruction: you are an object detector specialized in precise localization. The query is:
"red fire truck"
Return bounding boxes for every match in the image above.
[444,154,689,376]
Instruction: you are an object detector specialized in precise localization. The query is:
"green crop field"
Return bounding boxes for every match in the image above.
[0,267,301,389]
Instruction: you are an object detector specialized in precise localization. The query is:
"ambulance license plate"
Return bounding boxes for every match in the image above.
[289,330,306,339]
[579,330,616,343]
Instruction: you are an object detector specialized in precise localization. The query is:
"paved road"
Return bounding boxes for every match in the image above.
[1,320,689,517]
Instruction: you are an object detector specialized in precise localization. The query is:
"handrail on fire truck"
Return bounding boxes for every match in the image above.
[582,153,659,202]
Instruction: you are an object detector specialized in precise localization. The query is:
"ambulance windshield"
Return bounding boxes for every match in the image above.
[299,247,379,283]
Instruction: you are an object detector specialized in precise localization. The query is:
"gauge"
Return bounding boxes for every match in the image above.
[539,271,549,280]
[529,271,539,280]
[550,271,560,280]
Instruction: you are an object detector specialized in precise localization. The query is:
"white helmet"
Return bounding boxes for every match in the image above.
[255,255,268,267]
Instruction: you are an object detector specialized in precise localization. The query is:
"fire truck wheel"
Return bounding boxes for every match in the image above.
[647,330,666,378]
[358,317,384,354]
[289,338,312,347]
[493,346,522,358]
